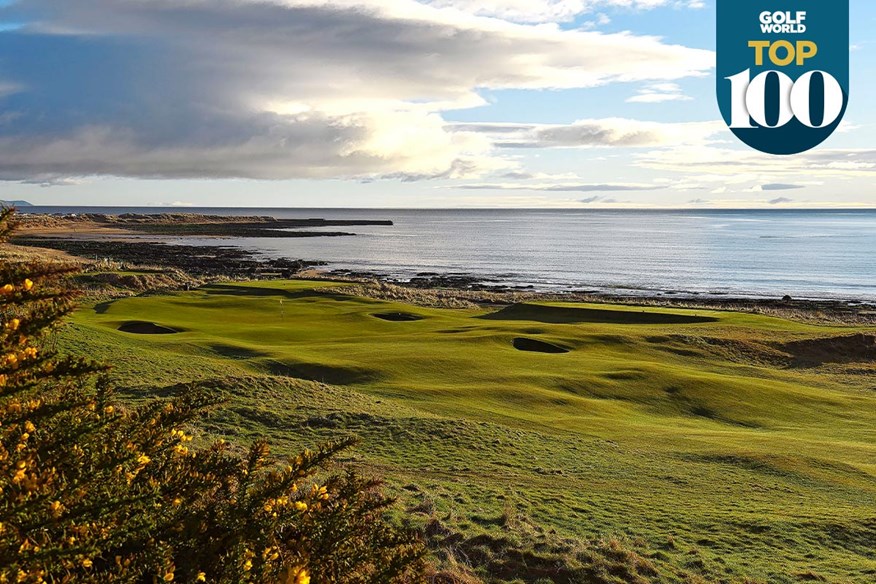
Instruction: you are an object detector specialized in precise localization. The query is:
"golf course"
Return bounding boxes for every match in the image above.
[59,280,876,583]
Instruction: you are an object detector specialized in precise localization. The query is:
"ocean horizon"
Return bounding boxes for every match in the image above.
[21,206,876,302]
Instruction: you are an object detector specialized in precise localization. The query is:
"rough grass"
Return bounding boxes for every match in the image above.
[58,280,876,583]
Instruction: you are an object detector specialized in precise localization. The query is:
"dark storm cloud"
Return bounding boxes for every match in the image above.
[0,0,712,181]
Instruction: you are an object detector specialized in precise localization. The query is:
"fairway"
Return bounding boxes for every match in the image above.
[62,281,876,583]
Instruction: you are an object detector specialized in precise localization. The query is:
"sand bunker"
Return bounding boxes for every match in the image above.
[513,337,570,354]
[373,312,425,322]
[118,321,178,335]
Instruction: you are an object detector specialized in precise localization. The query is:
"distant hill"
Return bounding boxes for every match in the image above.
[0,200,33,207]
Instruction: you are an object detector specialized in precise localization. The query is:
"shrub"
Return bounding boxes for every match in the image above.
[0,208,426,583]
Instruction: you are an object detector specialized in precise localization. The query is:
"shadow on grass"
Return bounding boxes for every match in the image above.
[481,303,718,325]
[373,312,426,322]
[201,283,354,302]
[118,321,179,335]
[94,300,118,314]
[208,343,269,360]
[779,334,876,367]
[257,359,379,385]
[512,337,570,354]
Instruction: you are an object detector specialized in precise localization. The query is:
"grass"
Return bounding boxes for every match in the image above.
[58,280,876,583]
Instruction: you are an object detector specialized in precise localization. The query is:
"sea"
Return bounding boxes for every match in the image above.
[19,207,876,302]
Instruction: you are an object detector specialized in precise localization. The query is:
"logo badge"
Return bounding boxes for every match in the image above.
[717,1,849,155]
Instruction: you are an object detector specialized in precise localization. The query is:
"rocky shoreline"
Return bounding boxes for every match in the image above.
[13,236,322,279]
[7,214,875,325]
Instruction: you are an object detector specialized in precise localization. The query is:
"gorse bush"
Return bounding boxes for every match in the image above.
[0,208,426,583]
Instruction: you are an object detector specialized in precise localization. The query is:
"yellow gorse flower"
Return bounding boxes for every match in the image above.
[292,568,310,584]
[170,429,193,441]
[23,279,34,291]
[12,466,27,483]
[196,573,206,582]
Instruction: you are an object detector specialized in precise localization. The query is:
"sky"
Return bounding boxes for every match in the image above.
[0,0,874,209]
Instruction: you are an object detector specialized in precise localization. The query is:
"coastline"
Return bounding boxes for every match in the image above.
[15,211,392,238]
[6,212,874,324]
[12,209,876,303]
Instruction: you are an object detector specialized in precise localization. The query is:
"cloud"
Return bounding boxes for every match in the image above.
[0,80,22,98]
[424,0,704,24]
[576,195,624,204]
[626,82,692,103]
[498,170,579,180]
[456,119,723,149]
[768,197,794,205]
[0,0,713,183]
[457,182,660,192]
[760,183,806,191]
[638,146,876,178]
[579,12,611,30]
[16,177,85,188]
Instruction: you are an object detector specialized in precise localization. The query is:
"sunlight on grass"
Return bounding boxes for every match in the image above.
[62,280,876,583]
